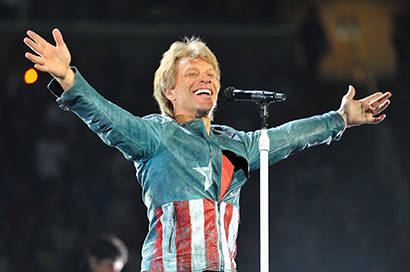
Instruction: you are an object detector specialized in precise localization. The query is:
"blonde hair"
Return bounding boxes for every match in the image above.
[153,36,220,117]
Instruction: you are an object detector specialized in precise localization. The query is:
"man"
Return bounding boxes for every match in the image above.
[24,29,391,272]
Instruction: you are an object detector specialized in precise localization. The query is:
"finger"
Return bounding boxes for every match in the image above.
[26,30,49,48]
[23,37,43,56]
[25,52,49,72]
[371,114,386,124]
[25,52,45,65]
[370,92,392,107]
[34,63,50,73]
[372,99,390,115]
[360,92,384,104]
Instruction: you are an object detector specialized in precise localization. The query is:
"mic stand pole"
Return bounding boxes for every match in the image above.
[223,86,285,271]
[259,102,270,272]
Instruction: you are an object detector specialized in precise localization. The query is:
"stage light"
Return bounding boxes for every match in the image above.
[24,68,38,84]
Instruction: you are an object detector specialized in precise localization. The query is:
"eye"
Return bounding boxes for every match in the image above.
[186,72,197,77]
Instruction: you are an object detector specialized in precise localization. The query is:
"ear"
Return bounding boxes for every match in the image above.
[164,88,176,101]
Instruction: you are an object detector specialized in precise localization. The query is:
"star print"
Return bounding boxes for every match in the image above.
[194,160,213,191]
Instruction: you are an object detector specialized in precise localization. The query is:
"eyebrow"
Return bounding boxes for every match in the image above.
[184,67,216,73]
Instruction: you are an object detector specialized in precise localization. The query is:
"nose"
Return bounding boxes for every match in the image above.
[199,73,212,84]
[199,76,211,84]
[200,79,211,84]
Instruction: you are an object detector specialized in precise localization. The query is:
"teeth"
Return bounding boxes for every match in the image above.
[194,89,212,95]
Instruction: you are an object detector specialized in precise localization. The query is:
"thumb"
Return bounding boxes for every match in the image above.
[52,28,65,49]
[345,85,356,100]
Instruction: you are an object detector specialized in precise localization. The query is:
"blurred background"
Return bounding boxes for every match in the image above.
[1,0,409,271]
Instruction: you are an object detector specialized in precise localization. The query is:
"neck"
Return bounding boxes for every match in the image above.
[201,117,212,135]
[174,114,212,135]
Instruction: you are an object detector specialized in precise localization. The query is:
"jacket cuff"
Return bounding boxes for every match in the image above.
[329,110,346,142]
[47,67,78,98]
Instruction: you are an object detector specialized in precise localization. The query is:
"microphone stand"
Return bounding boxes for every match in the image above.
[255,96,285,272]
[258,101,270,272]
[223,86,285,272]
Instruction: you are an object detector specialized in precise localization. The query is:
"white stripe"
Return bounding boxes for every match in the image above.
[160,203,177,271]
[228,206,239,269]
[219,202,232,271]
[189,199,206,270]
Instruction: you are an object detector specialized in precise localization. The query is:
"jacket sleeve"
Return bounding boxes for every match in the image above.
[240,111,346,171]
[48,68,160,162]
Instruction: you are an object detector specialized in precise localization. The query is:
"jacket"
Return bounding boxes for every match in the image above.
[49,69,346,271]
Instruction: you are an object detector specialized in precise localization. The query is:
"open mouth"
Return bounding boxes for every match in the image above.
[193,89,212,96]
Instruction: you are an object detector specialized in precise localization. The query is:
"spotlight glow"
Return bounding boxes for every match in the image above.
[24,68,38,84]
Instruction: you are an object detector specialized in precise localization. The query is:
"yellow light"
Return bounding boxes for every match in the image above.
[24,68,38,84]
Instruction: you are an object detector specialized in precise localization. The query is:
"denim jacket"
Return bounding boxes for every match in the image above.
[49,69,345,272]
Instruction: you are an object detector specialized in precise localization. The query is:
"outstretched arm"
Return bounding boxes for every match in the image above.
[337,85,392,128]
[24,28,75,91]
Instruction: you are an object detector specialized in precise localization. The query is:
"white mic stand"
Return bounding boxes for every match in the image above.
[259,102,270,272]
[223,87,285,272]
[257,97,285,272]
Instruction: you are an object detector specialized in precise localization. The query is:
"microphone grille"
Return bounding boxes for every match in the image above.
[223,86,235,102]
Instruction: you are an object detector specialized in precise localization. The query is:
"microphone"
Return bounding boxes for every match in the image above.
[224,87,286,103]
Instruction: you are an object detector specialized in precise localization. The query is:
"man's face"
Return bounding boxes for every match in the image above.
[165,57,219,119]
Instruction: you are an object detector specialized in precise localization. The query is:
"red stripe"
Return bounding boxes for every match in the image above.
[203,199,219,270]
[220,155,234,201]
[175,201,192,271]
[151,208,164,271]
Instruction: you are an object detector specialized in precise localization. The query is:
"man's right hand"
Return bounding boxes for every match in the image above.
[24,28,75,91]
